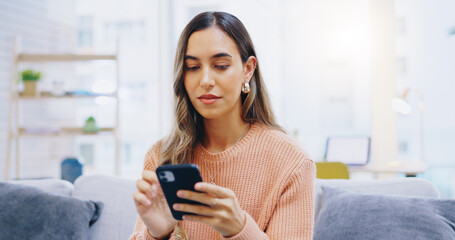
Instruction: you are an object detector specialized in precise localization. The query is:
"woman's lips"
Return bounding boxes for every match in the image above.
[198,94,221,104]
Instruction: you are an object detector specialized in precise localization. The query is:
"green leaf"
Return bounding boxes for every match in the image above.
[21,69,41,81]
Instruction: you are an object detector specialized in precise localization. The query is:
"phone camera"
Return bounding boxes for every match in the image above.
[158,171,175,183]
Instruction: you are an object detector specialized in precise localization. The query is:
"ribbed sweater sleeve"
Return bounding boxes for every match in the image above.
[129,216,160,240]
[221,157,315,240]
[265,158,315,239]
[222,212,268,240]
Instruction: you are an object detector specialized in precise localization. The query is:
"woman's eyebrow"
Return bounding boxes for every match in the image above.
[212,53,232,59]
[184,53,232,60]
[184,55,198,60]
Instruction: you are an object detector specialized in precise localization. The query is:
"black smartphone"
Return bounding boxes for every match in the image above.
[156,164,205,220]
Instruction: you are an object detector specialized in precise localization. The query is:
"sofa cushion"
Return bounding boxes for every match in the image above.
[8,178,74,196]
[0,182,102,240]
[314,178,440,219]
[73,175,137,240]
[314,186,455,240]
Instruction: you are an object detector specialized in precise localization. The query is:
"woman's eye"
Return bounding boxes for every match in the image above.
[215,65,229,70]
[186,66,200,71]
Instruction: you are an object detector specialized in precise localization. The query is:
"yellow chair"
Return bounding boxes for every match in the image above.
[315,162,350,179]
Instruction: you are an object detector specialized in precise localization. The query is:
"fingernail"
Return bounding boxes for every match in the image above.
[173,204,181,210]
[195,183,202,190]
[143,200,151,206]
[182,215,188,220]
[177,191,184,197]
[151,184,157,191]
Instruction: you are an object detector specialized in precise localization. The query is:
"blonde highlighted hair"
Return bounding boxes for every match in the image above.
[159,11,282,166]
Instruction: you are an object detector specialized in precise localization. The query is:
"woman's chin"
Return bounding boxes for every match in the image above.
[194,103,241,122]
[198,111,222,120]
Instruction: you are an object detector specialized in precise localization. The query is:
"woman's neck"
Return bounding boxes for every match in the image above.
[202,118,250,153]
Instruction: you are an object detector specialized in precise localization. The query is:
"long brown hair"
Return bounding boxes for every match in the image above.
[160,11,282,165]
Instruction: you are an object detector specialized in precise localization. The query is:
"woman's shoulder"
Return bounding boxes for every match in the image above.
[254,123,305,151]
[143,139,166,170]
[253,123,312,163]
[145,139,164,157]
[252,123,315,181]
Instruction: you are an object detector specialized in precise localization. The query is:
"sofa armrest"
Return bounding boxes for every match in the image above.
[73,175,137,240]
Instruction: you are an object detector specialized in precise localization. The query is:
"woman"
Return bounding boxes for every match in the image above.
[130,11,315,240]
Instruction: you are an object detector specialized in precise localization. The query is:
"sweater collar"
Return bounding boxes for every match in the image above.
[196,122,261,162]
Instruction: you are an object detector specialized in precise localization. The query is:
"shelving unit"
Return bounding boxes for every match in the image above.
[17,91,116,99]
[15,127,116,137]
[5,37,120,180]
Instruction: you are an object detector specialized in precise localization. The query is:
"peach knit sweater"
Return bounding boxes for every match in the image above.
[130,123,315,240]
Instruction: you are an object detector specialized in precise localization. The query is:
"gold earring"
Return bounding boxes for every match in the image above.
[241,82,250,94]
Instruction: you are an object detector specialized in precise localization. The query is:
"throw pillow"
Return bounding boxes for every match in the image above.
[314,186,455,240]
[0,182,102,240]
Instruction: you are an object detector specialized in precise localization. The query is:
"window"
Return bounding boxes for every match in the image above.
[78,16,93,47]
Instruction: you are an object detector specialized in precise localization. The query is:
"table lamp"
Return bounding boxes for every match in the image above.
[392,88,425,163]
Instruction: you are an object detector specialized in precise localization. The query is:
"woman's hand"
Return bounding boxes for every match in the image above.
[173,182,246,237]
[133,170,178,239]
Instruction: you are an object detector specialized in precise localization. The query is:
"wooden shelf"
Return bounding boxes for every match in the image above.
[15,127,116,137]
[17,91,116,99]
[5,36,120,180]
[17,54,117,62]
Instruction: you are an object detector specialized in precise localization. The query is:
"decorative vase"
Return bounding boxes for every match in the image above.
[23,81,37,96]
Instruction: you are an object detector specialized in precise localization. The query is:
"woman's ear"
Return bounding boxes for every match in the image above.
[243,56,257,84]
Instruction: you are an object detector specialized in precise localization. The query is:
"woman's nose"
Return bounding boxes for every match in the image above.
[200,67,215,89]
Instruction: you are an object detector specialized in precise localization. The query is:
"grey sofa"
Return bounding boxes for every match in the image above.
[8,175,440,240]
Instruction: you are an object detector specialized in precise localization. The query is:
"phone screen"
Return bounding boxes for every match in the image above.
[156,164,204,220]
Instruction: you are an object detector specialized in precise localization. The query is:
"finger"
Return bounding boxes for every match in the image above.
[133,191,151,206]
[136,179,159,198]
[142,170,158,183]
[177,190,220,207]
[173,203,215,217]
[195,182,233,198]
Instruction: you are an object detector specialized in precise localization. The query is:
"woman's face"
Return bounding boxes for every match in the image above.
[184,27,255,121]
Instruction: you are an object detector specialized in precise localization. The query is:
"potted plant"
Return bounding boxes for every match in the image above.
[83,116,100,133]
[21,69,41,96]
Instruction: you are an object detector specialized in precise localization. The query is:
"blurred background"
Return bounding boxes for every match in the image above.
[0,0,454,197]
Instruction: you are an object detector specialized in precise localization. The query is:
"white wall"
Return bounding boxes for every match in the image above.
[395,0,455,165]
[0,0,77,179]
[75,0,170,177]
[280,0,372,160]
[395,0,455,197]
